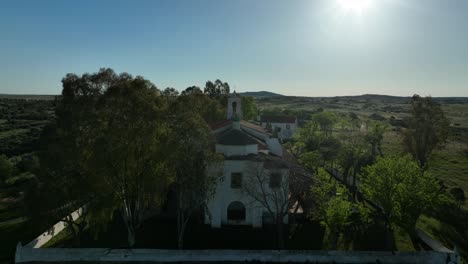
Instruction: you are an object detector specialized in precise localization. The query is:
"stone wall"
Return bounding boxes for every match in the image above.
[16,247,460,264]
[25,207,84,248]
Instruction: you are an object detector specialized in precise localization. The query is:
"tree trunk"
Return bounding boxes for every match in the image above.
[409,230,420,251]
[276,215,284,249]
[385,221,394,251]
[126,223,136,248]
[329,230,339,250]
[121,210,136,248]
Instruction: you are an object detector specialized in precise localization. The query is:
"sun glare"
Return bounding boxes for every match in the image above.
[338,0,372,13]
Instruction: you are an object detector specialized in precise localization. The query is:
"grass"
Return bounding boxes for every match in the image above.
[429,142,468,209]
[417,215,468,263]
[0,129,30,140]
[0,220,44,264]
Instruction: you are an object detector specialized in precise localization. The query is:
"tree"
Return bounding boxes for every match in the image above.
[243,162,290,249]
[311,111,338,137]
[181,86,203,96]
[361,155,440,250]
[162,87,179,97]
[241,96,257,121]
[403,95,449,168]
[87,75,171,247]
[167,98,218,249]
[34,69,172,247]
[0,154,13,182]
[203,79,230,98]
[365,121,387,161]
[449,187,465,209]
[310,168,353,249]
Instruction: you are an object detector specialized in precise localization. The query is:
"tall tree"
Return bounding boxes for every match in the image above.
[87,76,171,247]
[34,69,172,247]
[167,99,218,249]
[203,79,230,98]
[311,111,338,137]
[310,168,353,249]
[162,87,179,97]
[241,96,257,121]
[365,121,387,161]
[181,86,203,96]
[403,95,449,168]
[361,155,440,250]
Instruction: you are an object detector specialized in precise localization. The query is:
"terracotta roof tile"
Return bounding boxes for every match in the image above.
[260,115,296,123]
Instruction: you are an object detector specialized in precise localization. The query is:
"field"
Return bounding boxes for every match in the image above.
[0,95,56,264]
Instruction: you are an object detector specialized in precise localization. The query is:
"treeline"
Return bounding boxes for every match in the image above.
[21,68,247,248]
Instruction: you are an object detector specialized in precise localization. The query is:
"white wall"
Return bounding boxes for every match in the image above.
[25,207,84,248]
[16,247,460,264]
[262,122,298,140]
[215,144,258,157]
[205,160,289,228]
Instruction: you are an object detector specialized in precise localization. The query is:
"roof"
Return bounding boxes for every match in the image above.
[225,153,289,169]
[216,129,258,146]
[210,120,232,130]
[240,120,271,135]
[260,115,296,124]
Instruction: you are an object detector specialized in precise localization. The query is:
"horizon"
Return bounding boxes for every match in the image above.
[1,0,468,97]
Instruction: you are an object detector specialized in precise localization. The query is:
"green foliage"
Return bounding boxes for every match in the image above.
[181,86,203,96]
[365,121,387,160]
[403,95,450,167]
[167,98,218,248]
[361,155,441,238]
[311,111,338,137]
[310,169,353,249]
[0,155,13,182]
[203,79,230,98]
[241,96,257,120]
[450,188,466,207]
[162,87,179,97]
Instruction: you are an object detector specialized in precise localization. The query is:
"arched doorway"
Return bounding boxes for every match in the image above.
[227,201,245,223]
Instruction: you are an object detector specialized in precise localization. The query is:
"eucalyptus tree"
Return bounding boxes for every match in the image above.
[403,95,449,168]
[167,97,219,249]
[86,74,172,247]
[33,69,173,247]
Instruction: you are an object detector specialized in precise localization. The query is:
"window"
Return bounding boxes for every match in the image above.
[231,173,242,188]
[286,124,290,129]
[269,173,282,188]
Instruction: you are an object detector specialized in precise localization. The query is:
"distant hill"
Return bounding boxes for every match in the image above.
[0,94,57,100]
[239,91,284,98]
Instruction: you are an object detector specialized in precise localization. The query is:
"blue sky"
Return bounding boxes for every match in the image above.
[1,0,467,96]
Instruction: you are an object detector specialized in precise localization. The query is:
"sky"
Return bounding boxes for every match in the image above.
[1,0,467,97]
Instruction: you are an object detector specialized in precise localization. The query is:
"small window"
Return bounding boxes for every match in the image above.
[286,124,291,129]
[269,173,282,188]
[231,173,242,189]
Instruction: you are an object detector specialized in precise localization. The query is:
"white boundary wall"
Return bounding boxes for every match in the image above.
[25,207,84,248]
[15,247,460,264]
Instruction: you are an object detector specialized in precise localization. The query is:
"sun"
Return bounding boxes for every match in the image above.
[338,0,372,13]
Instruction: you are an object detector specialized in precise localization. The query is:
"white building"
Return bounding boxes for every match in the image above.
[205,93,289,228]
[260,115,298,141]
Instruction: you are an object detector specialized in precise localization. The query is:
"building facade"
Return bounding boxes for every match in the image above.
[260,115,298,141]
[205,93,289,228]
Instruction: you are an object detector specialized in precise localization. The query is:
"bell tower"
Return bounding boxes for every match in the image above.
[227,91,242,120]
